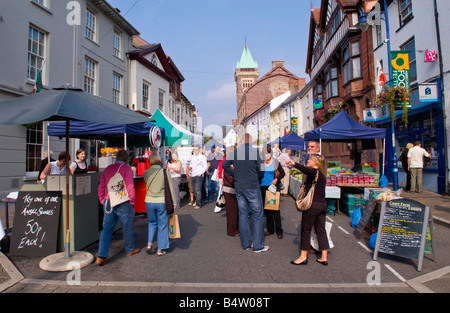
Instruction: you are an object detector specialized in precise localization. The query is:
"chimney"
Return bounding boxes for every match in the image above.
[272,61,285,69]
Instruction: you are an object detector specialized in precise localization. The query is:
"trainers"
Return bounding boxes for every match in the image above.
[254,246,270,253]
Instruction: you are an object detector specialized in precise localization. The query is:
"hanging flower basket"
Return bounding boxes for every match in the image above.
[374,87,412,125]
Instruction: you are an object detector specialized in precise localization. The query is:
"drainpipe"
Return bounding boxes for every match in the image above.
[433,0,448,194]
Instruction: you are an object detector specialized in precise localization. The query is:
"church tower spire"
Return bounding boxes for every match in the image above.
[235,42,259,125]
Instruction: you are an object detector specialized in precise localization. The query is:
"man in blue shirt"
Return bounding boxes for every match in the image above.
[222,134,269,253]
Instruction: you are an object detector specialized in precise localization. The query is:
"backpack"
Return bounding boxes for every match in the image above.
[107,164,130,209]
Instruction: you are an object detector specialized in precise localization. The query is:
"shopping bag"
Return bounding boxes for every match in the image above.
[107,164,130,208]
[351,207,362,228]
[211,169,219,182]
[0,218,5,242]
[169,214,181,239]
[310,222,334,250]
[264,190,280,211]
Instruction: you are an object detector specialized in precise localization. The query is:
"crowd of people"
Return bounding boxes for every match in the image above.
[88,136,330,265]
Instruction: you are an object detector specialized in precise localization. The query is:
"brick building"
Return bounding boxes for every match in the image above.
[305,0,377,167]
[234,44,306,127]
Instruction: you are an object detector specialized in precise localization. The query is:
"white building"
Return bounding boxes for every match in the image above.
[128,38,196,134]
[280,82,315,137]
[269,91,292,140]
[370,0,449,193]
[243,101,271,145]
[0,0,138,191]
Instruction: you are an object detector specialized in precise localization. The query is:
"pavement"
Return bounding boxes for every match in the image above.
[1,188,450,296]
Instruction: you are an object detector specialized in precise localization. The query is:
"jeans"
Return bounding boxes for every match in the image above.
[235,188,265,251]
[98,200,136,258]
[207,172,219,202]
[191,175,204,207]
[145,202,169,250]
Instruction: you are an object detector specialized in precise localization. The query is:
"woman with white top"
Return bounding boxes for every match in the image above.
[167,152,182,209]
[40,151,70,180]
[69,148,88,175]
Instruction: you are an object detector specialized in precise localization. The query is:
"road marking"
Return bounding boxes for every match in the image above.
[384,264,407,282]
[326,216,334,223]
[358,241,372,252]
[338,226,349,234]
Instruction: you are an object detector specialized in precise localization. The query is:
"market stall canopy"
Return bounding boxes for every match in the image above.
[304,111,386,141]
[47,121,165,143]
[280,132,305,150]
[0,87,151,125]
[269,137,282,146]
[151,109,202,146]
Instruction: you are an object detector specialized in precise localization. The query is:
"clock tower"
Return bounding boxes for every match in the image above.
[235,44,259,125]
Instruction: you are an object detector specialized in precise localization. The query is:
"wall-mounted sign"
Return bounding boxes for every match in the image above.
[363,108,382,122]
[424,50,437,62]
[291,117,298,133]
[419,84,438,103]
[391,50,410,90]
[313,99,323,109]
[149,126,162,148]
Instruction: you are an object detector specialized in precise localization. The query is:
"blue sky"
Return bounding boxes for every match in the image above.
[108,0,322,129]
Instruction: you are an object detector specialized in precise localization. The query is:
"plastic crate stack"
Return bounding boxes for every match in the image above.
[343,193,366,217]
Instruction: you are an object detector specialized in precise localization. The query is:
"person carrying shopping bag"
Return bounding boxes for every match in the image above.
[144,154,177,256]
[286,154,329,266]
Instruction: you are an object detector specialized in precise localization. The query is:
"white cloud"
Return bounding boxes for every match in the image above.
[203,83,236,102]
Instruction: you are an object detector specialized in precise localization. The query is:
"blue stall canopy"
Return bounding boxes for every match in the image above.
[280,132,305,150]
[304,111,386,141]
[47,121,165,143]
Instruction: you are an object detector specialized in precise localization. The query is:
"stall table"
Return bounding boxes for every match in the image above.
[288,176,342,213]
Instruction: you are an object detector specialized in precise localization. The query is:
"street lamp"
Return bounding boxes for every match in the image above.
[357,1,399,191]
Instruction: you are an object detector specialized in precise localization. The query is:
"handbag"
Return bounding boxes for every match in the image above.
[295,171,319,211]
[107,164,130,208]
[169,214,181,239]
[163,169,175,215]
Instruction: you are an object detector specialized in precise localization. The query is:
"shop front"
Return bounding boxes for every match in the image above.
[376,78,446,194]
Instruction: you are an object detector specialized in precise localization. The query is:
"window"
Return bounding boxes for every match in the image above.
[86,8,96,41]
[159,90,165,111]
[176,108,181,124]
[28,26,46,81]
[401,38,417,82]
[84,58,96,95]
[375,24,383,47]
[113,30,121,58]
[313,84,323,109]
[32,0,48,8]
[325,68,339,99]
[342,42,361,84]
[113,73,121,104]
[142,82,150,110]
[26,123,43,173]
[399,0,413,26]
[242,79,253,88]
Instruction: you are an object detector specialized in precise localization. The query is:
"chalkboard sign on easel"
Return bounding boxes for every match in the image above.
[373,199,435,271]
[10,191,62,257]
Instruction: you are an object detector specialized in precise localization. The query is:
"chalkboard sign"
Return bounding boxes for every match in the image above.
[10,191,62,257]
[353,198,376,239]
[373,199,434,271]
